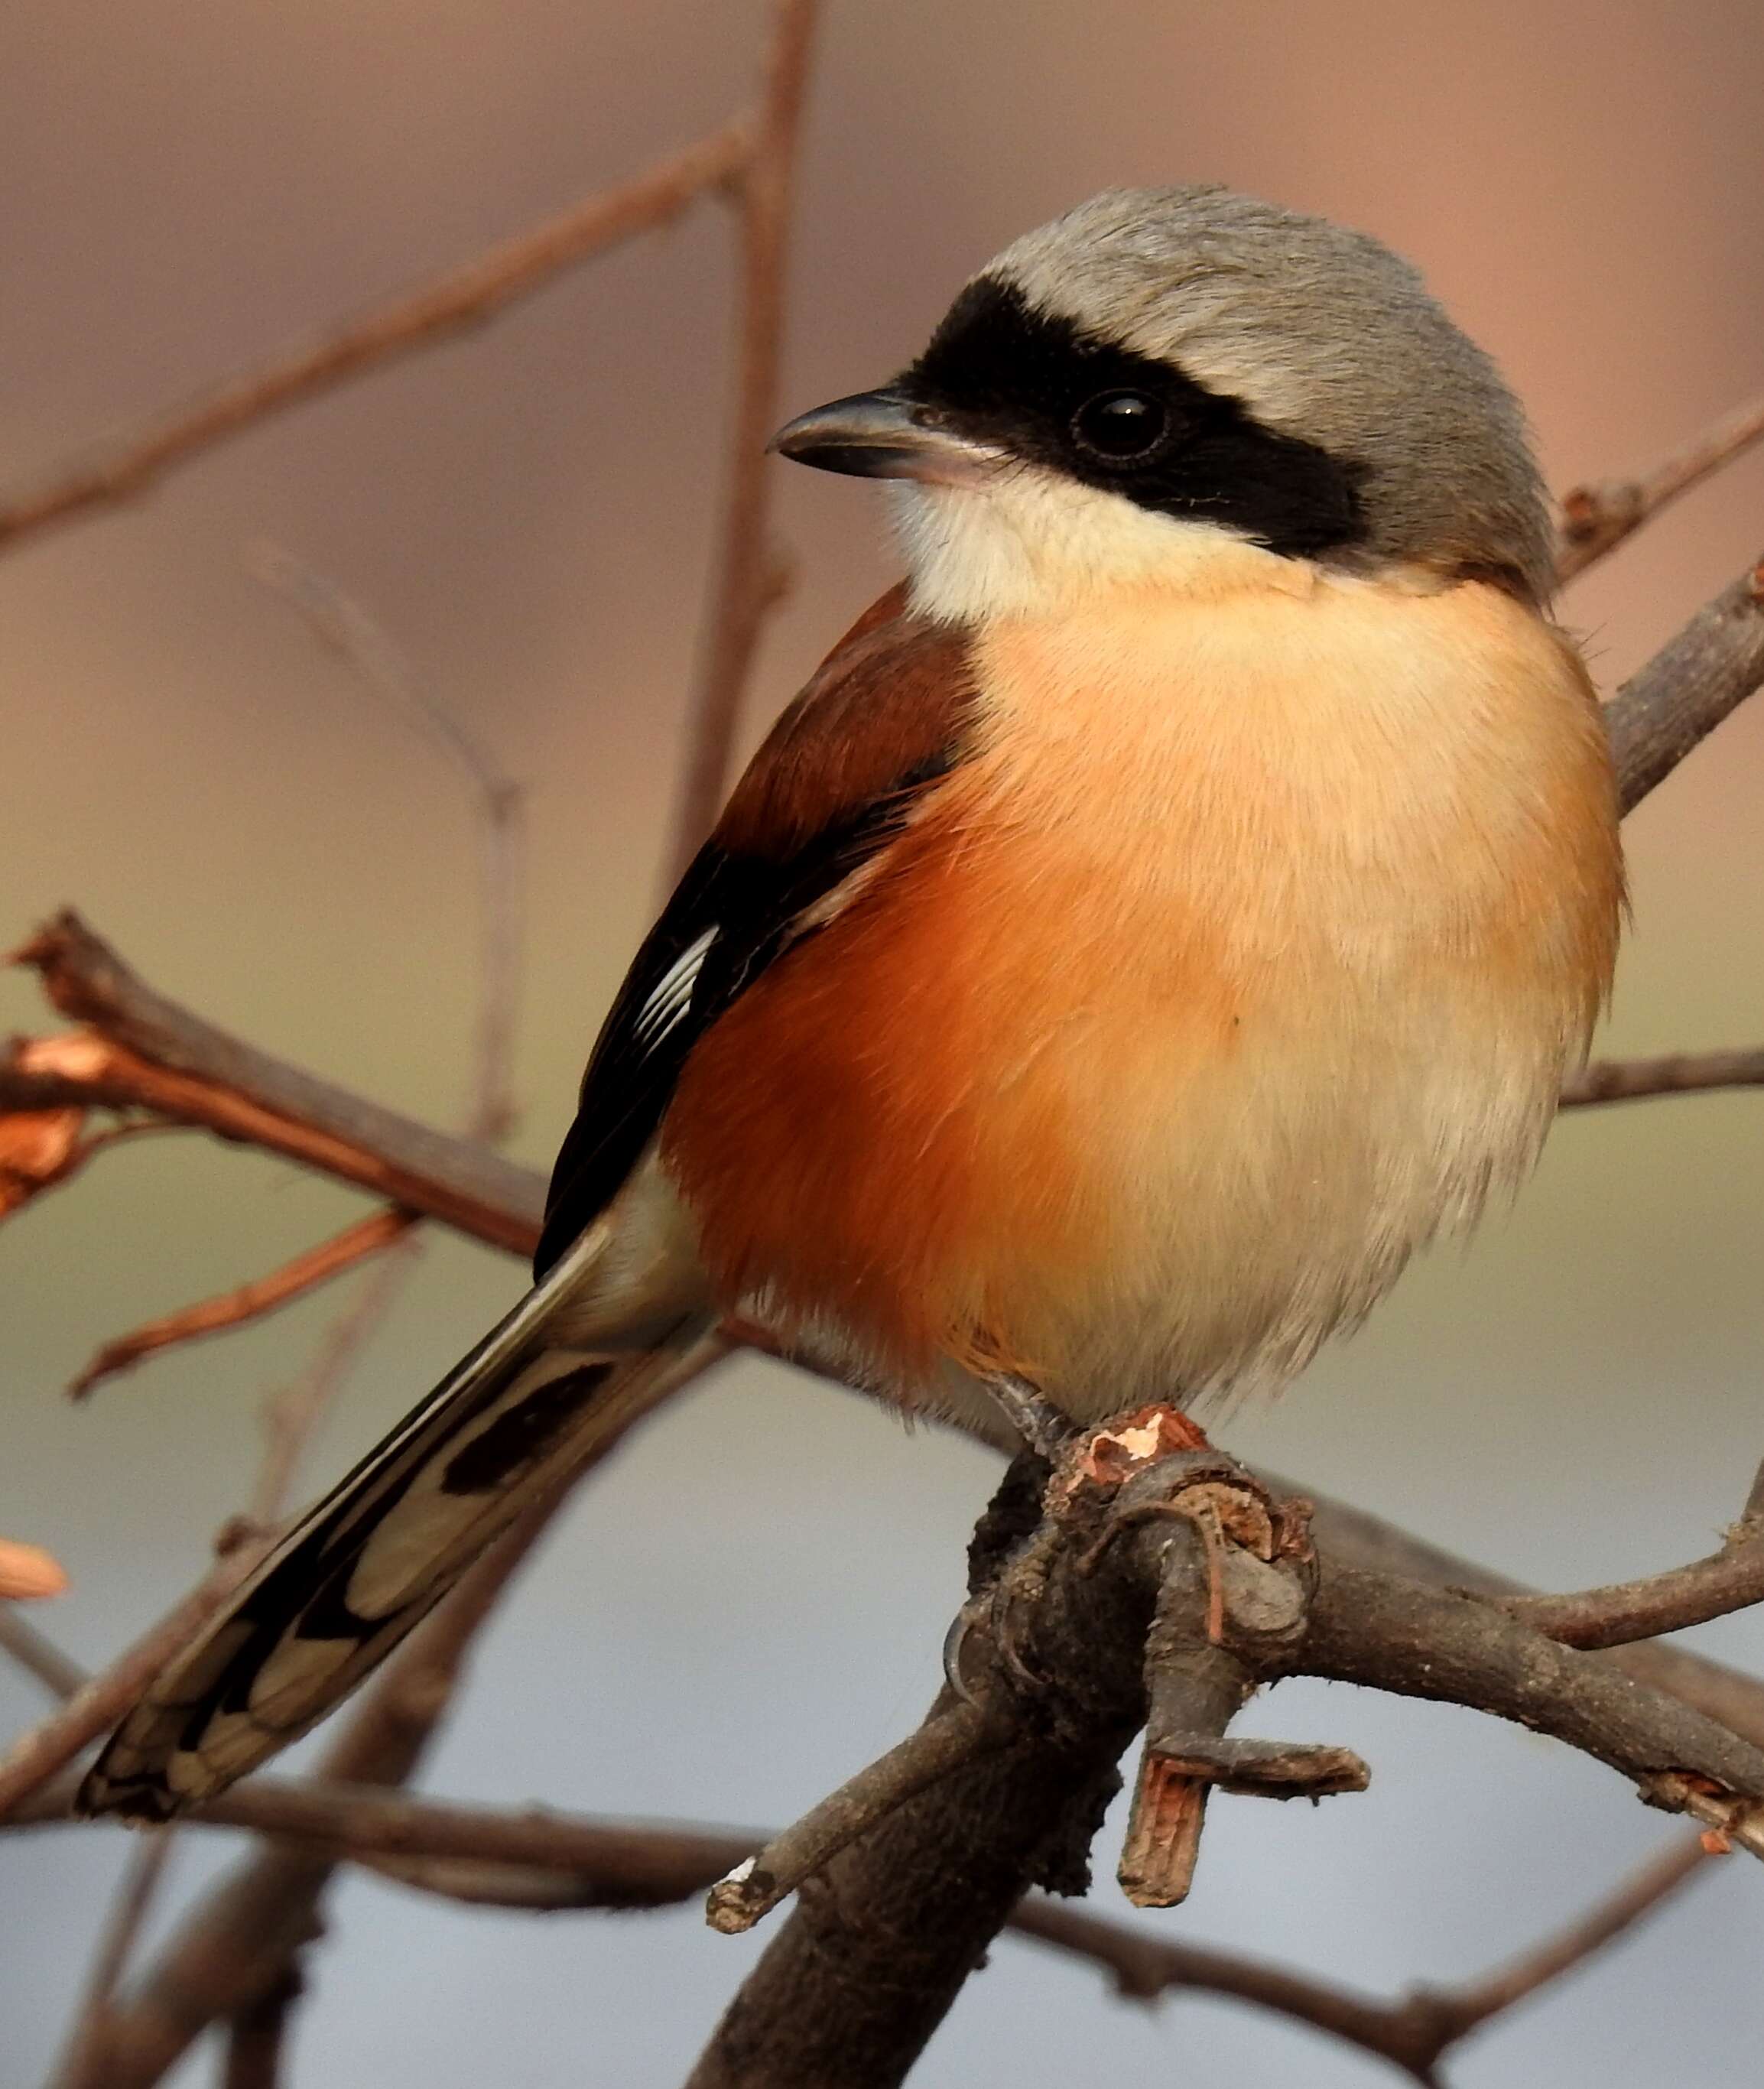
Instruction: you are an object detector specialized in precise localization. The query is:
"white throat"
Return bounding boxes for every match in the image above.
[887,466,1306,623]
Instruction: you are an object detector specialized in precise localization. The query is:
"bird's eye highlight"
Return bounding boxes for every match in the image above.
[1070,389,1169,463]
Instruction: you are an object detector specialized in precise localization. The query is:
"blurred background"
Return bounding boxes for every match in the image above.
[4,0,1762,2081]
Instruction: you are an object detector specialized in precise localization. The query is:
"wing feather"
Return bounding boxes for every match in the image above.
[534,590,976,1275]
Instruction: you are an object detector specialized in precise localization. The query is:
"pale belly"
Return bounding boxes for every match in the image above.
[669,574,1620,1424]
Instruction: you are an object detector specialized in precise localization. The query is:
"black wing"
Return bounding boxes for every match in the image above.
[534,604,973,1277]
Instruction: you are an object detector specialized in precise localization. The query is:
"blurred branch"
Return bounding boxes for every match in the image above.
[47,1832,178,2089]
[11,1765,1714,2087]
[3,918,544,1253]
[219,1970,301,2089]
[1560,1046,1764,1107]
[66,1206,418,1402]
[0,122,752,557]
[70,567,541,2083]
[63,1334,725,2089]
[248,546,527,1142]
[664,0,821,882]
[0,1606,86,1697]
[1556,390,1764,583]
[0,1530,274,1821]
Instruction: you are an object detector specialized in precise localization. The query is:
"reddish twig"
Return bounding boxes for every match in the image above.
[663,0,822,881]
[0,123,752,557]
[0,1540,70,1603]
[244,1233,429,1530]
[1557,391,1764,583]
[1,1021,540,1256]
[67,1205,418,1401]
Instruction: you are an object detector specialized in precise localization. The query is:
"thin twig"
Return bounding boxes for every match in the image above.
[0,1534,272,1821]
[663,0,821,881]
[0,123,752,557]
[248,547,526,1141]
[1413,1834,1710,2049]
[1560,1047,1764,1108]
[1557,391,1764,583]
[47,1833,178,2089]
[0,1606,88,1700]
[246,1228,430,1529]
[705,1701,1008,1933]
[67,1206,419,1401]
[1499,1519,1764,1650]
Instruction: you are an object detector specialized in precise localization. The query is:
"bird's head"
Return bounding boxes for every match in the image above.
[772,186,1551,621]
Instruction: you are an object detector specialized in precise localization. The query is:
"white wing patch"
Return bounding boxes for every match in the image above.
[631,927,717,1051]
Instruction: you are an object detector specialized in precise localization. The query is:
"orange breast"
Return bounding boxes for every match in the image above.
[664,573,1622,1410]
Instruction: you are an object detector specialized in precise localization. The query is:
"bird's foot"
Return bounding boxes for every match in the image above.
[982,1372,1080,1460]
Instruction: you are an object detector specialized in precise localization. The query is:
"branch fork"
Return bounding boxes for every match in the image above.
[1057,1418,1369,1908]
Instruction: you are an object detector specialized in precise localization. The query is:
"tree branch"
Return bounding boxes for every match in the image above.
[1496,1516,1764,1651]
[4,925,544,1253]
[52,1334,724,2089]
[684,1428,1764,2086]
[0,123,752,557]
[1604,555,1764,813]
[66,1205,417,1401]
[1556,391,1764,583]
[0,1531,275,1821]
[1559,1047,1764,1107]
[664,0,821,882]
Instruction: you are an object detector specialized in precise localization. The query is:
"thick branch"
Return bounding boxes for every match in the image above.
[6,918,544,1252]
[1604,556,1764,813]
[0,124,751,555]
[1301,1562,1764,1853]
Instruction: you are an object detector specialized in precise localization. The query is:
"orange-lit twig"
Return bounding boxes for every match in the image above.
[67,1204,417,1402]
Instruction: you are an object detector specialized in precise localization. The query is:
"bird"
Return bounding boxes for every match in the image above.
[82,185,1623,1821]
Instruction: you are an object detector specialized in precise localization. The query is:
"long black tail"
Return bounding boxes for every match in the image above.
[80,1268,712,1821]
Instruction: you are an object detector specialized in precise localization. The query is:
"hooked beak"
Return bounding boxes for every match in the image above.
[768,388,1001,487]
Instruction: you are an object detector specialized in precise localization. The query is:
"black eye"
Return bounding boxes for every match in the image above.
[1070,389,1169,463]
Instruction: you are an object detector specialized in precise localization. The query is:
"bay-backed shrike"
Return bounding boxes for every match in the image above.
[84,187,1623,1820]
